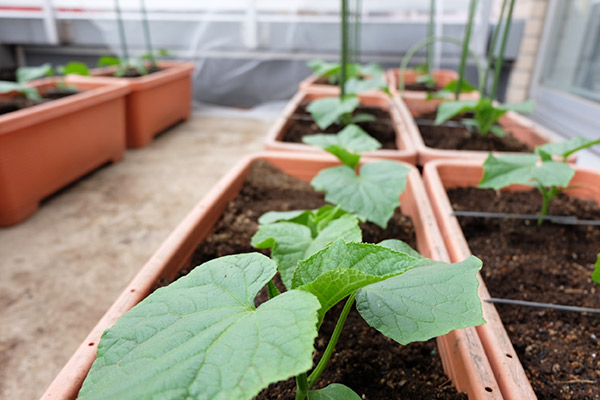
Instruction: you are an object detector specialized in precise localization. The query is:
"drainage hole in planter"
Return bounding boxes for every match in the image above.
[506,353,513,358]
[88,342,94,347]
[485,387,493,392]
[130,289,135,293]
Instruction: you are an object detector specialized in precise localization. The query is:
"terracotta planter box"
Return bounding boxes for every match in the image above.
[391,93,567,166]
[43,152,501,399]
[265,91,417,164]
[298,73,387,97]
[423,159,600,399]
[90,61,194,148]
[0,76,129,227]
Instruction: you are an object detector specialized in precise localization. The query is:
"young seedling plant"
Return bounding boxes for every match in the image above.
[16,62,90,92]
[478,137,600,224]
[434,0,535,137]
[0,81,40,101]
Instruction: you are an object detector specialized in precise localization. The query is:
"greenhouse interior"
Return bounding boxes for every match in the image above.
[1,1,599,399]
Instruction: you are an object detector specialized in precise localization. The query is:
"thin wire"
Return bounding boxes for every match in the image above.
[485,298,600,314]
[451,210,600,226]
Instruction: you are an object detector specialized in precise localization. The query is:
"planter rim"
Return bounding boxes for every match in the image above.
[0,76,129,135]
[42,151,501,400]
[90,60,195,91]
[421,159,600,399]
[265,91,417,163]
[298,73,386,97]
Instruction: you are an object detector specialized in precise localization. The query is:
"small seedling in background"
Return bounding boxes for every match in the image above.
[16,61,90,92]
[435,0,535,137]
[478,137,600,224]
[307,61,388,95]
[0,81,40,100]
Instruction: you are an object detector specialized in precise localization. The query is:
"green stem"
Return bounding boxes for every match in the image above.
[267,280,280,299]
[481,0,508,96]
[307,292,356,387]
[114,0,129,60]
[427,0,435,73]
[456,0,478,100]
[399,35,485,92]
[140,0,156,68]
[340,0,349,98]
[489,0,516,101]
[295,373,309,400]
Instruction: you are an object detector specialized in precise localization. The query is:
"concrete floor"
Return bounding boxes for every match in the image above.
[0,114,271,400]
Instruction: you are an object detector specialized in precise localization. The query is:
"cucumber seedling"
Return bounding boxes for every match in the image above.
[478,137,600,224]
[16,62,90,92]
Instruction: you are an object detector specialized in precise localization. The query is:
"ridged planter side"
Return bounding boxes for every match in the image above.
[42,152,501,400]
[422,159,600,399]
[0,76,129,226]
[265,91,417,164]
[90,61,194,148]
[391,94,569,166]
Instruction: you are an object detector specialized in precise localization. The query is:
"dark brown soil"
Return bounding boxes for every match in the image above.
[157,160,466,399]
[281,102,398,149]
[448,187,600,399]
[0,90,77,116]
[416,111,532,152]
[404,82,442,92]
[117,66,162,78]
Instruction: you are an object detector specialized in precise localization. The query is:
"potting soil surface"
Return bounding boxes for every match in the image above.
[281,103,398,149]
[448,187,600,400]
[416,111,532,152]
[158,161,467,400]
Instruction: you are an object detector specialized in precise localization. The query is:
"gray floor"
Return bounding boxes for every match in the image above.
[0,114,270,400]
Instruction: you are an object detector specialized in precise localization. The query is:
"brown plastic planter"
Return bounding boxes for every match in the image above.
[90,61,194,148]
[265,91,417,164]
[0,76,129,227]
[391,93,568,166]
[43,152,501,400]
[298,74,387,97]
[422,159,600,399]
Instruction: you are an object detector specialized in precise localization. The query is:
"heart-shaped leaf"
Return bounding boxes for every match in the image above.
[78,253,321,400]
[356,256,485,345]
[311,161,410,228]
[536,137,600,161]
[307,383,362,400]
[307,96,360,130]
[302,124,381,154]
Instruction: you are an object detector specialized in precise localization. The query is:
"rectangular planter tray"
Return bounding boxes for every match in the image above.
[42,152,501,400]
[265,91,417,164]
[90,61,195,149]
[391,92,570,166]
[0,75,129,226]
[298,73,387,97]
[423,159,600,399]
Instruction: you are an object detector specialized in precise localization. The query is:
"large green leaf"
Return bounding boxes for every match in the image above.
[344,74,387,95]
[479,153,575,190]
[252,213,362,289]
[302,124,381,154]
[307,96,360,130]
[97,56,121,67]
[497,99,535,114]
[323,145,362,169]
[307,383,362,400]
[311,161,410,228]
[16,63,53,83]
[378,239,425,259]
[293,240,422,318]
[58,61,90,76]
[356,256,485,345]
[78,253,320,400]
[536,137,600,161]
[434,100,478,125]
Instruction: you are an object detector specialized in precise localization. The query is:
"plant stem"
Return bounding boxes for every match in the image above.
[139,0,156,67]
[455,0,478,100]
[295,373,309,400]
[114,0,129,60]
[481,0,508,96]
[489,0,516,101]
[340,0,348,98]
[307,292,356,387]
[427,0,435,74]
[538,185,559,226]
[267,280,280,299]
